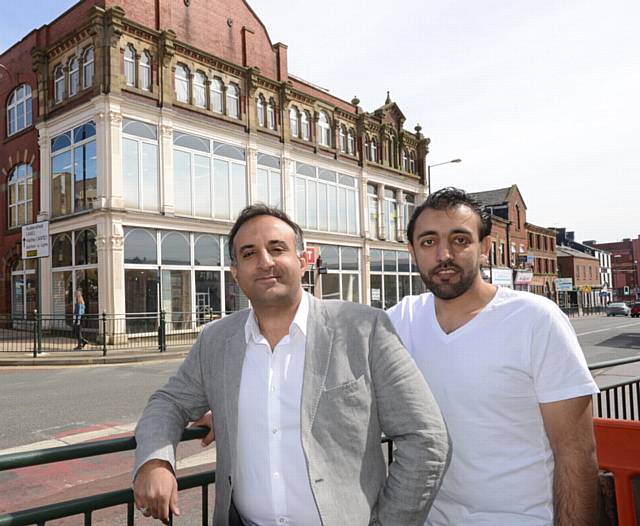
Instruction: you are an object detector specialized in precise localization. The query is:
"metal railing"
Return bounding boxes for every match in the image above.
[590,356,640,421]
[0,310,231,356]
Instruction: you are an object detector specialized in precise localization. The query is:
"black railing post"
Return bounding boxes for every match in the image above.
[32,309,38,358]
[37,309,42,354]
[101,311,108,357]
[158,310,166,353]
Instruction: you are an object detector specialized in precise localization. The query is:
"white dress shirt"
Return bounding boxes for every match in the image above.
[234,292,322,526]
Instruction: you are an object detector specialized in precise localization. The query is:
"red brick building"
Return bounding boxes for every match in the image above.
[590,237,640,302]
[556,246,601,310]
[526,223,557,300]
[1,0,428,317]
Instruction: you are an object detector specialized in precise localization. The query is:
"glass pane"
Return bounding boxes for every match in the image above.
[307,180,317,230]
[399,274,411,301]
[123,138,140,208]
[161,232,190,265]
[318,183,328,231]
[347,189,357,235]
[341,274,359,303]
[77,268,99,315]
[337,187,347,234]
[384,274,398,309]
[51,132,72,152]
[256,168,269,205]
[25,272,38,315]
[74,122,96,142]
[161,270,192,326]
[296,162,316,178]
[75,229,97,266]
[214,142,245,161]
[194,235,220,266]
[85,141,97,209]
[398,251,411,272]
[338,174,355,187]
[341,247,359,271]
[370,249,382,272]
[370,274,382,309]
[52,234,73,267]
[52,271,73,317]
[321,273,340,300]
[194,155,211,217]
[225,270,249,313]
[196,270,222,321]
[295,177,306,227]
[174,131,210,153]
[214,159,230,219]
[230,163,246,219]
[328,185,338,232]
[269,170,281,209]
[173,149,192,215]
[257,153,280,169]
[318,169,336,182]
[383,250,397,272]
[125,269,159,315]
[52,151,72,216]
[142,143,158,211]
[12,275,25,317]
[412,275,426,295]
[319,245,339,270]
[124,229,157,264]
[123,118,157,140]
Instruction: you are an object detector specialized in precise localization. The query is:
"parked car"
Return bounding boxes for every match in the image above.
[605,302,630,317]
[630,303,640,318]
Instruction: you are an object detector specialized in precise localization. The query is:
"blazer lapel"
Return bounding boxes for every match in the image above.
[223,312,249,469]
[301,297,335,433]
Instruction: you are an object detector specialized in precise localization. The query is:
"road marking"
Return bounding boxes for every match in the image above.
[576,328,612,336]
[577,321,640,337]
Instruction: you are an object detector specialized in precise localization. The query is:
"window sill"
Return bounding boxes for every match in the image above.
[3,125,36,144]
[172,101,243,126]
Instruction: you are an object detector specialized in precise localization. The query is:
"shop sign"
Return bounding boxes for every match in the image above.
[22,221,49,259]
[555,277,573,291]
[491,268,513,288]
[515,270,533,285]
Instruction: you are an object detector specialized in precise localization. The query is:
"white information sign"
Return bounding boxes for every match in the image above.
[22,221,49,259]
[555,277,573,292]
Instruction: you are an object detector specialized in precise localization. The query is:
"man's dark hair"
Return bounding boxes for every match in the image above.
[407,187,492,244]
[228,204,305,263]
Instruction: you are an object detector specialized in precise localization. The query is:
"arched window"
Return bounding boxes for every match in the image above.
[7,84,32,136]
[68,57,80,97]
[52,233,73,268]
[124,229,157,264]
[371,138,378,162]
[82,47,94,89]
[161,231,190,265]
[364,137,370,160]
[347,129,355,155]
[256,95,266,127]
[318,111,331,147]
[54,65,65,103]
[289,107,299,138]
[339,125,347,152]
[226,83,240,118]
[402,149,410,172]
[174,64,189,102]
[193,71,207,108]
[267,98,276,130]
[211,78,223,113]
[8,164,33,228]
[75,229,97,266]
[124,45,136,86]
[301,110,311,140]
[139,51,151,91]
[409,152,416,174]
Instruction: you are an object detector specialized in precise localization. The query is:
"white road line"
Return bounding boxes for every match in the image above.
[576,328,612,336]
[577,321,640,337]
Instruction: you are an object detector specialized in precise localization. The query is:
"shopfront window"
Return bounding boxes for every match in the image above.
[256,153,281,208]
[317,244,360,303]
[11,259,37,318]
[122,118,159,211]
[369,248,425,309]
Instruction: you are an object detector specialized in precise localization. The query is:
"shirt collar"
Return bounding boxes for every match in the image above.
[244,291,310,344]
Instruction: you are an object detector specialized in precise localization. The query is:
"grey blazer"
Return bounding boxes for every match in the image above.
[135,296,450,525]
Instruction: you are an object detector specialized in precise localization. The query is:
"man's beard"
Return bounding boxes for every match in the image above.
[419,262,478,300]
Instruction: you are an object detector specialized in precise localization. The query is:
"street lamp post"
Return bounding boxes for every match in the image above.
[427,158,462,195]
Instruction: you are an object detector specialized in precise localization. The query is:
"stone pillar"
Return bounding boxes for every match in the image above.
[377,183,385,240]
[105,108,124,209]
[282,155,295,219]
[97,218,125,341]
[159,121,175,215]
[396,188,404,242]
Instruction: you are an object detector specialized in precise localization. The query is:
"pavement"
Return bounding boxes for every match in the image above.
[0,347,190,366]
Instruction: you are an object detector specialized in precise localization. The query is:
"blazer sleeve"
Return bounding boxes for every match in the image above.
[369,310,451,525]
[133,327,211,480]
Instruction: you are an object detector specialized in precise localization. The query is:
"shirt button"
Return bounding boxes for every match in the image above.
[273,472,280,479]
[272,428,278,434]
[278,519,285,524]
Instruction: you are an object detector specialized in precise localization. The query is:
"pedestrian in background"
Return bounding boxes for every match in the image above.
[73,288,88,350]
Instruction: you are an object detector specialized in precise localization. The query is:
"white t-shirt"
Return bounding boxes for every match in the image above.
[387,287,598,526]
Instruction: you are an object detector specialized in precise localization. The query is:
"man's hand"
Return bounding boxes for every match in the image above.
[189,410,215,447]
[133,459,180,524]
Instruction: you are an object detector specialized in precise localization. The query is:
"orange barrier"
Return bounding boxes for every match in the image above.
[594,418,640,526]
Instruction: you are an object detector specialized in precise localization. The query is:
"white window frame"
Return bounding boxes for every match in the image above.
[7,84,32,136]
[257,95,266,127]
[226,84,240,118]
[54,66,65,103]
[175,64,189,103]
[339,126,347,152]
[256,165,282,208]
[267,98,276,130]
[211,78,224,113]
[301,111,311,140]
[139,50,151,91]
[8,163,33,228]
[383,189,398,241]
[124,45,136,87]
[193,71,207,108]
[82,47,94,89]
[68,57,80,97]
[122,119,159,212]
[347,129,355,155]
[289,107,299,137]
[318,111,331,147]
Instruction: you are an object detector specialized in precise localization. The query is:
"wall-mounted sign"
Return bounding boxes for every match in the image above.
[22,221,49,259]
[515,270,533,285]
[555,277,573,292]
[491,268,513,288]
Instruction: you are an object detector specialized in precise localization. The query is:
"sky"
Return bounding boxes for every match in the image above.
[2,0,639,243]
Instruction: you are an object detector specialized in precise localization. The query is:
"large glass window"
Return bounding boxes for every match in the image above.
[51,229,99,316]
[124,45,136,86]
[51,121,97,217]
[8,164,33,228]
[7,84,32,136]
[367,184,379,239]
[317,244,360,302]
[369,249,425,309]
[173,131,246,220]
[122,118,159,211]
[383,188,398,241]
[402,193,416,239]
[82,47,94,89]
[318,111,331,147]
[293,162,358,235]
[175,64,189,102]
[211,78,224,113]
[139,51,151,91]
[256,153,281,208]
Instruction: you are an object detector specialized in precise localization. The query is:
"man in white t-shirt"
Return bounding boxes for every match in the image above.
[387,187,599,526]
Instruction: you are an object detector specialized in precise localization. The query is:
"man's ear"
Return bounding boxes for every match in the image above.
[230,264,238,282]
[298,253,308,276]
[481,236,492,259]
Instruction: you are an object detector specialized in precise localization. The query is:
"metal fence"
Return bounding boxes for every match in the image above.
[561,304,605,317]
[590,356,640,421]
[0,311,230,356]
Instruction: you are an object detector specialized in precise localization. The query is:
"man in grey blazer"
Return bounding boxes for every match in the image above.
[133,204,450,525]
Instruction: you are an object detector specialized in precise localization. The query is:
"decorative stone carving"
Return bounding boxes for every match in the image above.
[108,111,122,125]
